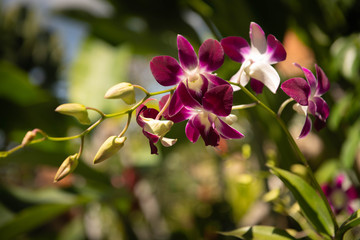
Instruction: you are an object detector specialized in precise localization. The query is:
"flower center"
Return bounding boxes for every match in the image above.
[330,189,348,210]
[185,71,204,93]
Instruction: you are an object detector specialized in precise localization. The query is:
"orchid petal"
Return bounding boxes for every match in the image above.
[215,118,244,139]
[298,115,312,138]
[192,114,220,146]
[313,96,329,121]
[281,77,311,105]
[203,85,233,116]
[346,186,359,200]
[178,81,202,109]
[199,39,224,71]
[205,73,229,87]
[247,61,280,93]
[292,103,308,116]
[266,34,287,64]
[136,105,159,128]
[150,56,184,86]
[229,66,247,91]
[315,64,330,95]
[160,94,191,122]
[168,88,184,117]
[186,74,208,100]
[143,129,160,144]
[148,140,158,155]
[221,36,250,63]
[185,120,200,143]
[250,78,264,94]
[294,63,317,91]
[177,34,198,70]
[249,22,267,54]
[161,137,177,147]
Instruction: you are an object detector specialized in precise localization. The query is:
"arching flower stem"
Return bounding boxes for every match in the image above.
[277,98,294,117]
[230,79,338,232]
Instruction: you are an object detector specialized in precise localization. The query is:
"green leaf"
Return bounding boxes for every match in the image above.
[0,61,49,106]
[340,120,360,169]
[0,204,72,240]
[219,225,297,240]
[270,166,335,237]
[337,209,360,238]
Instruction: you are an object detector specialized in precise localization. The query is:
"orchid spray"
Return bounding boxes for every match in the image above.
[2,22,359,240]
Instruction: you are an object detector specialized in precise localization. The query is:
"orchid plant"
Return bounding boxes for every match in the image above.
[1,22,359,240]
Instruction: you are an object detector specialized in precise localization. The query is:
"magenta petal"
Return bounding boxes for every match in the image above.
[321,184,333,197]
[221,36,250,63]
[177,35,198,70]
[160,94,191,122]
[298,115,312,138]
[199,39,224,71]
[192,115,219,146]
[136,105,159,128]
[178,81,202,109]
[250,78,265,94]
[315,64,330,95]
[143,130,160,154]
[266,34,286,63]
[143,130,160,144]
[149,140,158,155]
[186,74,209,101]
[281,77,311,105]
[314,117,326,131]
[215,118,244,139]
[185,120,200,143]
[203,85,233,116]
[313,96,329,121]
[168,88,184,117]
[346,186,359,200]
[150,56,184,86]
[294,63,317,91]
[205,74,229,87]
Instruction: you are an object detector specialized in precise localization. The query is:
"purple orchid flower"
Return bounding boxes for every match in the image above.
[160,83,244,147]
[221,22,286,94]
[321,174,359,215]
[136,100,176,155]
[150,35,228,116]
[281,63,330,138]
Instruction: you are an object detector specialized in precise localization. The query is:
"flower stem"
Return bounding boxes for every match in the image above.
[236,82,339,232]
[277,98,294,117]
[232,102,258,110]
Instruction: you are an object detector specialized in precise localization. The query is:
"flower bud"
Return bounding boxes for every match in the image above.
[104,82,136,105]
[55,103,91,125]
[93,136,126,164]
[143,118,174,137]
[21,130,37,146]
[54,153,79,182]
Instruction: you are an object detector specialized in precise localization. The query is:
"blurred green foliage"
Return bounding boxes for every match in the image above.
[0,0,360,239]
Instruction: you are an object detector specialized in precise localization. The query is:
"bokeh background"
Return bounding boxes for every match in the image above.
[0,0,360,239]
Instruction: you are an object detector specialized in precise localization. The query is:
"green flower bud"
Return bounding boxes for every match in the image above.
[55,103,91,125]
[54,153,79,182]
[104,82,136,105]
[93,136,126,164]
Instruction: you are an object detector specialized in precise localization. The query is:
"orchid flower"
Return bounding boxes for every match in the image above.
[150,35,228,116]
[160,83,243,147]
[281,64,330,138]
[136,101,177,155]
[321,174,359,214]
[221,22,286,94]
